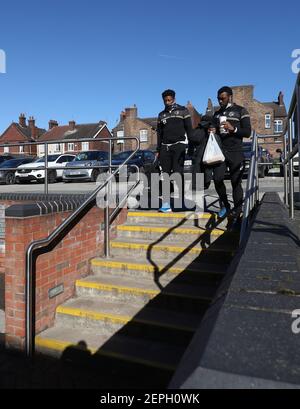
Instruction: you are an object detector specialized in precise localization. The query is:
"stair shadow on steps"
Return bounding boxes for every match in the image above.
[48,214,240,388]
[145,213,238,290]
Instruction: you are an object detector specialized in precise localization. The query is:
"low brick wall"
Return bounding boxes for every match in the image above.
[1,193,127,349]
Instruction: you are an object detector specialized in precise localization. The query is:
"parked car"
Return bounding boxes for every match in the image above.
[101,150,156,180]
[15,154,76,183]
[0,157,36,184]
[277,148,299,175]
[62,151,109,182]
[0,154,16,164]
[242,142,269,178]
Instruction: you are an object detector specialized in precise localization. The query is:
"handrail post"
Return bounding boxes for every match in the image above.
[104,139,112,258]
[288,118,294,218]
[44,143,48,195]
[297,84,300,208]
[283,133,288,205]
[25,246,35,359]
[255,132,259,205]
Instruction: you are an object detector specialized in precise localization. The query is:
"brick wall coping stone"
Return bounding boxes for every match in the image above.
[1,193,90,218]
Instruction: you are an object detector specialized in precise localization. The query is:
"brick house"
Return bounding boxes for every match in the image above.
[112,105,158,152]
[207,85,288,157]
[0,114,46,156]
[37,120,112,156]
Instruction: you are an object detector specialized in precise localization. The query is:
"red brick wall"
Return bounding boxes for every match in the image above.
[0,125,37,155]
[4,205,127,349]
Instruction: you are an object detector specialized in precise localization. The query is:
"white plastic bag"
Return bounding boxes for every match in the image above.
[202,132,225,165]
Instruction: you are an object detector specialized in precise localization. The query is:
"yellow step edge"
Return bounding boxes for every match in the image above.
[76,280,210,301]
[127,211,214,219]
[56,305,130,325]
[91,259,210,274]
[35,337,175,371]
[56,306,195,332]
[110,241,233,255]
[76,280,159,297]
[117,225,225,235]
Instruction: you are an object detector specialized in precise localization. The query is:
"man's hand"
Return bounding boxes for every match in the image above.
[221,121,235,132]
[155,151,160,159]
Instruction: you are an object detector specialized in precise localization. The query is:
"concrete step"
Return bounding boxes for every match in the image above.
[36,326,185,374]
[76,272,216,313]
[126,210,229,228]
[54,296,201,346]
[116,223,233,242]
[110,237,235,263]
[90,255,227,283]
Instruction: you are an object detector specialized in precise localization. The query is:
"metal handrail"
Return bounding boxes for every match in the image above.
[25,136,140,358]
[240,131,258,245]
[282,71,300,218]
[0,137,114,194]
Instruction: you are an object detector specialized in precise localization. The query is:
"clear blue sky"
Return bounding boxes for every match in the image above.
[0,0,300,133]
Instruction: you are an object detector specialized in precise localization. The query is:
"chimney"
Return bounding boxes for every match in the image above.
[19,113,26,127]
[49,120,58,130]
[206,98,214,115]
[120,110,126,122]
[28,116,37,139]
[69,120,76,130]
[125,104,137,119]
[278,91,284,106]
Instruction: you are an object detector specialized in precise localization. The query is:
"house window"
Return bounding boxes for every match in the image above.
[140,129,148,143]
[68,143,75,151]
[117,130,124,144]
[4,146,9,153]
[274,120,283,133]
[55,143,62,152]
[82,142,89,151]
[19,145,24,153]
[265,114,271,129]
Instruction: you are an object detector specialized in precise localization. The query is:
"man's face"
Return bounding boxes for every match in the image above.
[218,92,231,108]
[163,95,175,107]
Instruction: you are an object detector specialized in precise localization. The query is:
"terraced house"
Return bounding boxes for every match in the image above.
[0,114,45,155]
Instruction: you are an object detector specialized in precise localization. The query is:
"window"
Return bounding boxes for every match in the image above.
[4,146,9,153]
[19,145,24,153]
[82,142,89,151]
[68,143,75,151]
[140,129,148,142]
[55,143,61,152]
[117,130,124,144]
[57,156,67,164]
[274,120,283,133]
[65,155,75,162]
[265,114,271,129]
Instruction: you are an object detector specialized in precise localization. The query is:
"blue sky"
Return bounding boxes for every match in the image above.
[0,0,300,133]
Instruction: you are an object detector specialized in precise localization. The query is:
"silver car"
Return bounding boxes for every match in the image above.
[62,150,109,182]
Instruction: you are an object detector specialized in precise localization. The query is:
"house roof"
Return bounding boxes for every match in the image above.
[39,121,108,142]
[112,117,158,133]
[0,123,46,141]
[262,102,287,118]
[138,117,157,129]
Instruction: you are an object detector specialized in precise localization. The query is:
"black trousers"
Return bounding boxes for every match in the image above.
[211,150,245,213]
[159,143,186,200]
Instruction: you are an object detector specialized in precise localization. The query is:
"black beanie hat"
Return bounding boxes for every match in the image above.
[217,86,233,96]
[162,89,176,99]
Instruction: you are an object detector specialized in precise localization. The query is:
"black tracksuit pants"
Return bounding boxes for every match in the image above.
[159,143,186,201]
[212,150,245,214]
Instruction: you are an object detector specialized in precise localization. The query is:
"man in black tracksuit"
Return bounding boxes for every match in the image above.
[156,89,193,212]
[212,86,251,222]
